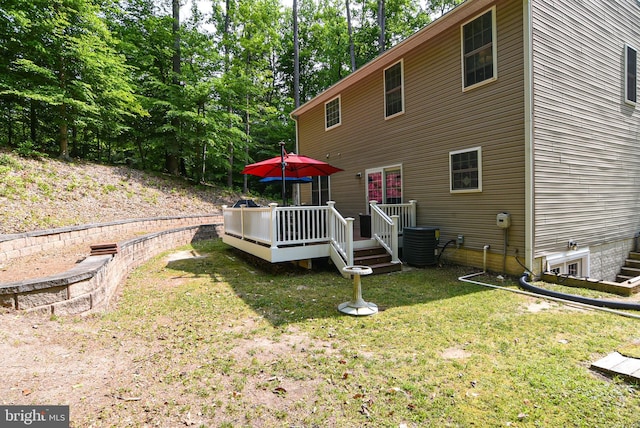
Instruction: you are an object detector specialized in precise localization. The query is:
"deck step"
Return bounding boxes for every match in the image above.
[368,262,402,275]
[355,253,393,266]
[625,259,640,269]
[353,247,401,275]
[628,252,640,261]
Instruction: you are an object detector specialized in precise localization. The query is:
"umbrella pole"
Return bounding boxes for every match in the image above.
[280,141,286,206]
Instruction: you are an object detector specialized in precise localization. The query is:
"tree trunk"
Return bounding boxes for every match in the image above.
[136,135,146,170]
[30,100,37,143]
[346,0,356,72]
[378,0,385,54]
[8,104,13,146]
[293,0,300,108]
[225,0,234,187]
[244,94,250,193]
[199,102,206,183]
[71,125,78,158]
[59,103,70,160]
[167,0,181,176]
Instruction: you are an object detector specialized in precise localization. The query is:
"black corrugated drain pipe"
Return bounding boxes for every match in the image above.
[517,273,640,312]
[458,271,640,320]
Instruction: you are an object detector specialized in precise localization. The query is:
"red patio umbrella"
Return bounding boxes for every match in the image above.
[241,142,343,205]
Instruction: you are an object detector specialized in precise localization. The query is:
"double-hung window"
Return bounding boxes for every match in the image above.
[450,147,482,193]
[461,7,497,90]
[384,60,404,118]
[325,96,341,130]
[625,44,637,105]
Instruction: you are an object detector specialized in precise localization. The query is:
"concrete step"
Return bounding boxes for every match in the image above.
[628,252,640,261]
[616,274,634,283]
[620,266,640,277]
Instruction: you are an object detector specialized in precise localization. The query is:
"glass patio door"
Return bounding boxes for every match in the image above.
[365,166,402,212]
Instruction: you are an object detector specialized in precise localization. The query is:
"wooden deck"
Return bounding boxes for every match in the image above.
[222,201,417,276]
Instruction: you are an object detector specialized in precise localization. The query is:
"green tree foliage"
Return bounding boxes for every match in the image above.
[0,0,463,186]
[0,0,144,159]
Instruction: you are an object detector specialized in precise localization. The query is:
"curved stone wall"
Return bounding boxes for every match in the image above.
[0,215,220,263]
[0,216,223,315]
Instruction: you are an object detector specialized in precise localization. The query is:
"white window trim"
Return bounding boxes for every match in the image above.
[545,248,591,278]
[383,59,405,120]
[460,6,498,92]
[449,146,482,193]
[625,43,637,106]
[324,95,341,131]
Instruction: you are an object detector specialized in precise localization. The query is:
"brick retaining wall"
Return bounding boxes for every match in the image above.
[0,216,223,315]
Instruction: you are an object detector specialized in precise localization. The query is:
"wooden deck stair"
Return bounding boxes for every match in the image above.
[615,252,640,282]
[353,247,402,275]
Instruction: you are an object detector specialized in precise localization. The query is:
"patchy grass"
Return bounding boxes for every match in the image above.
[67,239,640,427]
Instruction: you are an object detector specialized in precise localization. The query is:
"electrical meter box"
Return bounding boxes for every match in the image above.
[496,212,511,229]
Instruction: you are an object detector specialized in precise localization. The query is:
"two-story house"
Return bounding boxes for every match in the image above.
[290,0,639,280]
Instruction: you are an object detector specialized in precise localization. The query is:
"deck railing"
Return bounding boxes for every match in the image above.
[223,204,273,245]
[223,200,417,268]
[273,204,330,246]
[374,200,417,233]
[370,201,399,263]
[327,201,354,266]
[223,202,353,264]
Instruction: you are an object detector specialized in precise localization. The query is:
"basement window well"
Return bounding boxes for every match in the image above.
[545,248,590,277]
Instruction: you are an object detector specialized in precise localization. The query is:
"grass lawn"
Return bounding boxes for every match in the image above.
[84,239,640,427]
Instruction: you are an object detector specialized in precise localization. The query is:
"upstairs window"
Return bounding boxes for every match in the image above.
[461,7,497,90]
[450,147,482,193]
[626,44,637,105]
[384,60,404,118]
[325,96,341,130]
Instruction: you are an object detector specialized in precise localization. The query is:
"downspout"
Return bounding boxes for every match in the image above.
[523,0,535,274]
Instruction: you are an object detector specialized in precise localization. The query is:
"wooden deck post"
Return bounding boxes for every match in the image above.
[269,203,278,249]
[346,217,354,266]
[409,200,417,227]
[391,215,399,263]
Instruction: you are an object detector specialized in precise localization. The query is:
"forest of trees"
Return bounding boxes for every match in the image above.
[0,0,462,189]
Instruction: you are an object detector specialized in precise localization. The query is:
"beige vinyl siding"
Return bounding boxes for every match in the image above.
[531,0,640,258]
[298,0,526,254]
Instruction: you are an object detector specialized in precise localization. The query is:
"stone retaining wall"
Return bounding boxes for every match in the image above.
[0,217,223,315]
[0,215,221,263]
